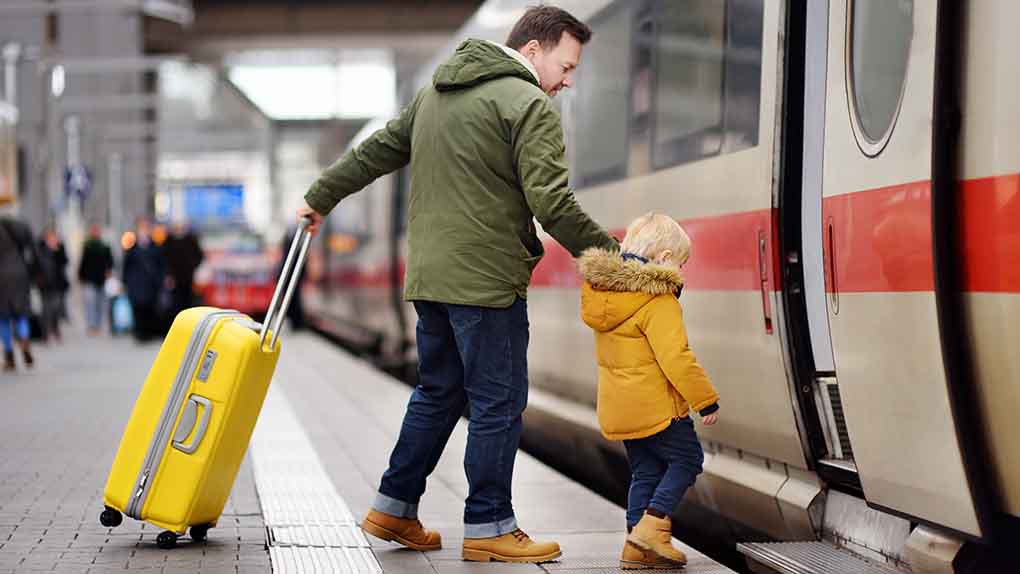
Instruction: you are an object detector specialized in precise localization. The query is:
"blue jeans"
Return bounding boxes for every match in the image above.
[623,418,705,529]
[83,285,106,331]
[374,298,529,538]
[0,313,30,353]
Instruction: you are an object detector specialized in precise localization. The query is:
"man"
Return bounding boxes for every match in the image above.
[122,218,166,342]
[163,221,204,315]
[299,6,616,563]
[36,225,69,342]
[78,223,114,334]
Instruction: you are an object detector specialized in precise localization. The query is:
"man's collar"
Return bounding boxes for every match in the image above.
[486,40,540,86]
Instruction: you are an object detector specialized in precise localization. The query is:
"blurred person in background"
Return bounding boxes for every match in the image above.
[0,200,37,371]
[163,221,204,316]
[78,223,114,335]
[36,225,69,342]
[122,218,166,342]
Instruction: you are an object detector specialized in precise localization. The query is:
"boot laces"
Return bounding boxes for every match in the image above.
[511,529,530,543]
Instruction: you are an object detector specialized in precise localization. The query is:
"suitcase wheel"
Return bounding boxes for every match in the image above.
[156,531,178,549]
[190,524,210,542]
[99,507,122,528]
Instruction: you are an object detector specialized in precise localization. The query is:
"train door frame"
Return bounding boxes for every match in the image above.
[776,0,864,495]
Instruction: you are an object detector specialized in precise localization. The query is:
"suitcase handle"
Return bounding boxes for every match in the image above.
[259,217,313,352]
[172,395,212,455]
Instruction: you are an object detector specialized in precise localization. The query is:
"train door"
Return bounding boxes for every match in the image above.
[791,0,857,479]
[805,0,982,537]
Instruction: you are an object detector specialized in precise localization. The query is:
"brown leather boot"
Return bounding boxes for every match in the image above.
[3,351,14,372]
[360,509,441,551]
[620,540,687,569]
[18,340,33,369]
[462,529,561,563]
[626,512,687,565]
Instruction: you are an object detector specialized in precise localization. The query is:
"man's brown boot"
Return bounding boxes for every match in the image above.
[626,512,687,565]
[620,540,686,570]
[3,351,14,372]
[462,529,561,563]
[360,509,442,551]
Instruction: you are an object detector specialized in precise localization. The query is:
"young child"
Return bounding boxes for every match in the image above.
[578,212,720,570]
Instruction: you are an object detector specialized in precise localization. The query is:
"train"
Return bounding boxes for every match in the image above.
[303,1,1020,571]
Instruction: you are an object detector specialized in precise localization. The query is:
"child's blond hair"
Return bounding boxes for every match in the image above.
[620,212,691,265]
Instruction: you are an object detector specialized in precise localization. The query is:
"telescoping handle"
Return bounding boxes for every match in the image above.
[259,217,313,352]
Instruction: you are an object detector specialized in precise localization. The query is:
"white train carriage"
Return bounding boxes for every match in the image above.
[307,1,1020,570]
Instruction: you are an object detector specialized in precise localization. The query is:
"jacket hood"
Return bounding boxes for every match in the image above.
[578,248,684,332]
[433,39,541,92]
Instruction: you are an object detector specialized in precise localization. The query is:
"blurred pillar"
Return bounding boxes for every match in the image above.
[2,43,20,107]
[107,151,123,237]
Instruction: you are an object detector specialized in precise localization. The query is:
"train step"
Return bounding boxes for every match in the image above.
[737,541,902,574]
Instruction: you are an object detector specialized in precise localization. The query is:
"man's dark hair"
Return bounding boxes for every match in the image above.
[506,5,592,50]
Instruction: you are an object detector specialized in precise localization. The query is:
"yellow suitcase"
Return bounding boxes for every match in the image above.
[99,222,312,548]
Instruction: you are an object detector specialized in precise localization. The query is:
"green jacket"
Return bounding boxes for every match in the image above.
[305,39,617,307]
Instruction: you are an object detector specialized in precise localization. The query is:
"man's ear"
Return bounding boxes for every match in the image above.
[522,39,542,58]
[656,249,674,264]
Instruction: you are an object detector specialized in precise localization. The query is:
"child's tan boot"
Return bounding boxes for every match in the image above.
[620,540,687,569]
[625,512,687,565]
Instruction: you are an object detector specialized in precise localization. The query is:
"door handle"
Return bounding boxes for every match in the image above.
[827,218,839,315]
[757,230,774,334]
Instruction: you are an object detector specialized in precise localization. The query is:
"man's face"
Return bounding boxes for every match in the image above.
[522,32,582,97]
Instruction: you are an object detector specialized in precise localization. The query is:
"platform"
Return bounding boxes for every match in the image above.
[0,322,734,574]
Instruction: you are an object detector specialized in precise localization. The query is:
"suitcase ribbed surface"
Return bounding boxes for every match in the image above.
[737,541,904,574]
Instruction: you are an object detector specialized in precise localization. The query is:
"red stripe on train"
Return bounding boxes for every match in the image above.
[534,181,936,292]
[961,174,1020,293]
[823,180,935,293]
[531,210,775,291]
[325,174,1019,294]
[534,174,1019,293]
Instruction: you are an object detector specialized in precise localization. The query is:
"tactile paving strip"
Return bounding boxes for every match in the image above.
[270,547,383,574]
[252,384,380,572]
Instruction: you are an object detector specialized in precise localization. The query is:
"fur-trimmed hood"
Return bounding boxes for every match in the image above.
[578,248,684,332]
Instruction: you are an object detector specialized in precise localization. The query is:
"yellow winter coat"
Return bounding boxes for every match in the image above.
[578,248,719,441]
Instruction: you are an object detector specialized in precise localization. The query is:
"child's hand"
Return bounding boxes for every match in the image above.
[702,413,719,426]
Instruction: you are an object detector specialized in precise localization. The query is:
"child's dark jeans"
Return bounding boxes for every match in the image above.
[623,417,705,529]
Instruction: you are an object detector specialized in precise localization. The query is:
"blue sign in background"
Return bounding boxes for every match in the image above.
[182,184,245,224]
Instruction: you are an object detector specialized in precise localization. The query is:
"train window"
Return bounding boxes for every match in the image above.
[627,17,655,177]
[571,2,632,188]
[722,0,764,154]
[651,0,763,169]
[570,0,763,188]
[651,1,726,168]
[847,0,912,155]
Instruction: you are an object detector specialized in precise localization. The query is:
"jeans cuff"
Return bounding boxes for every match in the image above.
[464,516,518,539]
[372,492,418,519]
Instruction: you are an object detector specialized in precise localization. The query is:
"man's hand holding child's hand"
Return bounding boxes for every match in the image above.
[702,412,719,426]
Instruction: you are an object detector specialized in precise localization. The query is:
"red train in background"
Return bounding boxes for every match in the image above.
[193,229,278,318]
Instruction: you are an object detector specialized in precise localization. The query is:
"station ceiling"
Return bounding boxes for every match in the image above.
[146,0,484,63]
